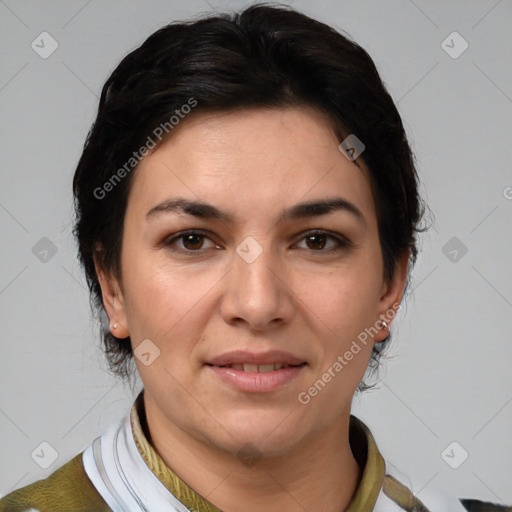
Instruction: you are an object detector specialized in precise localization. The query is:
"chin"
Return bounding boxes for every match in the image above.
[202,407,307,457]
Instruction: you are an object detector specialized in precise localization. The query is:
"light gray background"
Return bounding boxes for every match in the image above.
[1,0,511,505]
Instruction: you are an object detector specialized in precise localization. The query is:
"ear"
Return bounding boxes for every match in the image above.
[93,250,130,339]
[373,248,410,343]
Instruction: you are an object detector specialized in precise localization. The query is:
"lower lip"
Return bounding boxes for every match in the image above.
[207,365,305,393]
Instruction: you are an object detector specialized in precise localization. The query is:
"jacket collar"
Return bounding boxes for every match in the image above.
[130,390,386,511]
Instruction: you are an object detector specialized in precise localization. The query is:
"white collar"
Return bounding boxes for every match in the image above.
[82,410,463,511]
[83,413,189,512]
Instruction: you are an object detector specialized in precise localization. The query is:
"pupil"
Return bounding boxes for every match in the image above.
[307,234,326,250]
[184,234,203,250]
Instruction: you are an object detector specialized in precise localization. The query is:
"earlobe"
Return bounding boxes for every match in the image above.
[373,318,390,343]
[93,253,130,338]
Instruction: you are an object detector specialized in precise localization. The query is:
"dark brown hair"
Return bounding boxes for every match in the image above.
[72,3,427,390]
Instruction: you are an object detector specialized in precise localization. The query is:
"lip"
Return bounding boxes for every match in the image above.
[206,350,305,367]
[207,364,306,393]
[205,350,307,393]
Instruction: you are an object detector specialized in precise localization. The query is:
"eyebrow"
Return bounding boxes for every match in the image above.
[146,197,366,226]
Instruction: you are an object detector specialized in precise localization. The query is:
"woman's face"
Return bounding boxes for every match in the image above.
[99,107,407,458]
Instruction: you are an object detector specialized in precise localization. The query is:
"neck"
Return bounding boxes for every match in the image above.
[142,396,361,512]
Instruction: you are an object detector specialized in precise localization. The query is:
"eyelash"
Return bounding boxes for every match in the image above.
[164,229,352,255]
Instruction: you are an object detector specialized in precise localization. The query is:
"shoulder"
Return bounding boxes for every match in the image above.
[0,452,111,512]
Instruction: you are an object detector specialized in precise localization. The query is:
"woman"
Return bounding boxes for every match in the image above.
[0,4,501,512]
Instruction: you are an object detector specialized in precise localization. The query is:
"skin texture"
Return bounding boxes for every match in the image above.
[95,107,409,512]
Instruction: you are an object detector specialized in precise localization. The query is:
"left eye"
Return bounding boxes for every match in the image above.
[296,231,349,252]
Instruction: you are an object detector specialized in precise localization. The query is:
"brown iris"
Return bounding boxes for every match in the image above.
[182,233,205,250]
[305,233,327,250]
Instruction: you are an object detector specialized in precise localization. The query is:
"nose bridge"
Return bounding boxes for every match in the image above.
[222,235,292,329]
[234,236,281,299]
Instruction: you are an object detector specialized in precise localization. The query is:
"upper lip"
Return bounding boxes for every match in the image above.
[206,350,306,366]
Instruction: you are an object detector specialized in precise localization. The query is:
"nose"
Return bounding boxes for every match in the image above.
[220,241,295,332]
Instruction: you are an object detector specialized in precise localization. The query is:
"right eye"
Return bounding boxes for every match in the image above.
[164,230,221,253]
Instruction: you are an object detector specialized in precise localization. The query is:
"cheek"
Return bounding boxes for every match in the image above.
[125,274,196,338]
[297,273,378,404]
[296,259,382,334]
[120,250,219,367]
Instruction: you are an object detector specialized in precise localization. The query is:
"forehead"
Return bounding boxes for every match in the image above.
[127,107,376,226]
